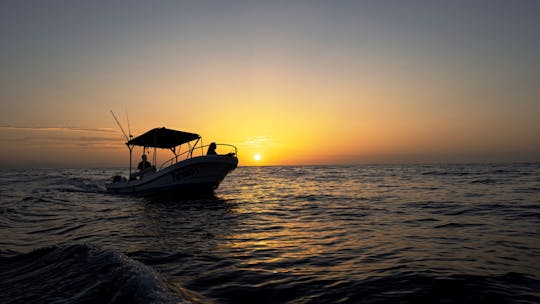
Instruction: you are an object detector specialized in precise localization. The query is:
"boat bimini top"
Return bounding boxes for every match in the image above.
[127,127,200,149]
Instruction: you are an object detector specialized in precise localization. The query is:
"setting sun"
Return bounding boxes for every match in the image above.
[254,153,262,161]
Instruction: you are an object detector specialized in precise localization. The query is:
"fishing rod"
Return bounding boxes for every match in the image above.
[110,110,129,142]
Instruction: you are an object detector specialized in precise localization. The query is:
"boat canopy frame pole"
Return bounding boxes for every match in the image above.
[127,144,133,176]
[190,137,201,157]
[169,147,177,164]
[154,132,157,168]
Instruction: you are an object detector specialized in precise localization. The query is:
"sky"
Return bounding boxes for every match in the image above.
[1,1,539,167]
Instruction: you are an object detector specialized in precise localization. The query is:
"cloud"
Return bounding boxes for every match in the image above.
[240,136,275,147]
[0,125,116,133]
[2,135,122,149]
[0,125,123,150]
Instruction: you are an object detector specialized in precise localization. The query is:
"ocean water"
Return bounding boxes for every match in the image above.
[1,164,539,303]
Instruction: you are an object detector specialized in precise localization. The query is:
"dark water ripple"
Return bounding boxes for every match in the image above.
[0,244,191,304]
[1,164,540,303]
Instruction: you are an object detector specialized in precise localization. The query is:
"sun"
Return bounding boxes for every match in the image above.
[254,153,262,161]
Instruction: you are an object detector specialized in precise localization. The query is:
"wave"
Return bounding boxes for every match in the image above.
[434,222,486,229]
[420,165,532,177]
[189,269,539,304]
[470,178,497,184]
[0,243,196,304]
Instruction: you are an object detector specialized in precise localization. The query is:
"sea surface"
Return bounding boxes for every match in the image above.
[1,164,539,303]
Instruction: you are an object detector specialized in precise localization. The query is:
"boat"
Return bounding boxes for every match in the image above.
[106,127,238,196]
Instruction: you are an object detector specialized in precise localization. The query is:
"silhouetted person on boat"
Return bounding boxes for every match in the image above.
[207,142,217,155]
[138,154,152,171]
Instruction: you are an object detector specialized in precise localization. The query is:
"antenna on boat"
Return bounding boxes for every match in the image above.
[110,110,129,142]
[125,109,133,140]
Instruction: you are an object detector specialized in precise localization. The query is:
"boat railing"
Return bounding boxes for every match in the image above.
[159,143,238,170]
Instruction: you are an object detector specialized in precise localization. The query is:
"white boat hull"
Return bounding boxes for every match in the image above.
[106,155,238,196]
